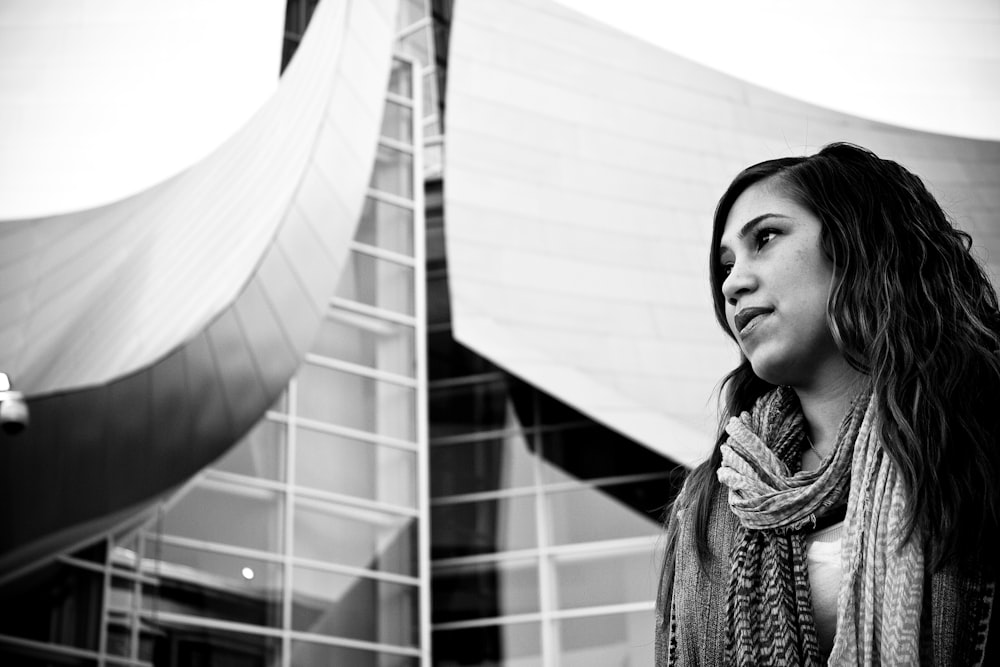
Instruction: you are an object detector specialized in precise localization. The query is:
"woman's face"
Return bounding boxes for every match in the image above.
[717,181,847,389]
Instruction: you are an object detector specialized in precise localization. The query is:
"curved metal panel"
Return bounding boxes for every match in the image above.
[0,0,399,574]
[444,0,1000,467]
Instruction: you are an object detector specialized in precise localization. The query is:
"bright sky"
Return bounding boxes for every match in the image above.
[555,0,1000,140]
[0,0,283,219]
[2,0,997,220]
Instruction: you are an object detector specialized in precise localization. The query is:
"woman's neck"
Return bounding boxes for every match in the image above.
[794,367,866,459]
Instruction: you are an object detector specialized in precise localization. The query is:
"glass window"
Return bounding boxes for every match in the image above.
[109,536,139,571]
[429,377,510,440]
[370,145,414,198]
[556,611,653,666]
[0,645,97,666]
[552,550,656,610]
[158,481,283,553]
[291,640,418,667]
[422,71,438,119]
[213,418,286,481]
[388,59,413,99]
[296,363,416,441]
[292,565,418,646]
[314,309,416,377]
[427,331,495,381]
[432,558,539,623]
[137,543,282,628]
[105,612,132,657]
[431,434,535,497]
[539,424,680,485]
[107,575,138,612]
[396,0,427,30]
[545,483,660,546]
[69,539,107,564]
[425,222,445,268]
[424,116,442,138]
[396,29,430,67]
[431,494,536,559]
[293,500,417,576]
[139,622,281,666]
[0,561,102,650]
[381,100,413,144]
[426,275,452,329]
[424,142,443,177]
[356,197,415,256]
[296,427,417,507]
[335,250,415,316]
[432,622,542,667]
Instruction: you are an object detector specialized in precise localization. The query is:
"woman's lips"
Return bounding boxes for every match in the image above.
[734,307,772,336]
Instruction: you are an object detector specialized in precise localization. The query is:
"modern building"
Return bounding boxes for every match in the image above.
[1,0,998,665]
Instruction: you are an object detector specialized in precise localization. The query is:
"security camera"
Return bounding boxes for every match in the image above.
[0,373,28,435]
[0,391,28,435]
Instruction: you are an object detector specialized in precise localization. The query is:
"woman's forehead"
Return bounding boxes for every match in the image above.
[720,185,806,241]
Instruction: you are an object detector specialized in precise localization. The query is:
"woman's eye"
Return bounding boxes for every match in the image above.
[720,263,733,277]
[755,229,778,250]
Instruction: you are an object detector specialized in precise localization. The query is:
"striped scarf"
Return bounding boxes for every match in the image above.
[657,386,996,665]
[719,387,861,664]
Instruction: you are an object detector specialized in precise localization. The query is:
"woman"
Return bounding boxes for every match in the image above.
[655,143,1000,665]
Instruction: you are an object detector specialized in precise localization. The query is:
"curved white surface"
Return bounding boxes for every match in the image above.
[0,0,399,574]
[445,0,1000,467]
[0,0,385,396]
[556,0,1000,141]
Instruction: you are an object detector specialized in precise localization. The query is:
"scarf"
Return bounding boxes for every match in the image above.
[656,387,996,666]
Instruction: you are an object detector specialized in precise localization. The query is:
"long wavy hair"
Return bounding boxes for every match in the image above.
[680,142,1000,571]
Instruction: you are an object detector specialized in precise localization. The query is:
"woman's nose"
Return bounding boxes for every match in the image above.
[721,261,756,305]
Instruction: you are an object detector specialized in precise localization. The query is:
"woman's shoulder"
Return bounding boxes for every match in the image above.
[664,463,733,539]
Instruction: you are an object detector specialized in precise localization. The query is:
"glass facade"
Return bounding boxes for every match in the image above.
[425,131,684,665]
[0,3,430,663]
[403,0,448,178]
[0,2,684,665]
[425,336,683,665]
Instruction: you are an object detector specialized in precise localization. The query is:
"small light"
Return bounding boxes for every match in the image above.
[0,373,10,392]
[241,567,255,580]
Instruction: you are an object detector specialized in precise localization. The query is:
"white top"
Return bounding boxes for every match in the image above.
[806,520,844,659]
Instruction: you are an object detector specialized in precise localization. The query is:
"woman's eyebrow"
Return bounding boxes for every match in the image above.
[718,213,792,256]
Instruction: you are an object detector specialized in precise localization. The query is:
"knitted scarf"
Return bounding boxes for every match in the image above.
[656,386,996,666]
[720,387,860,664]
